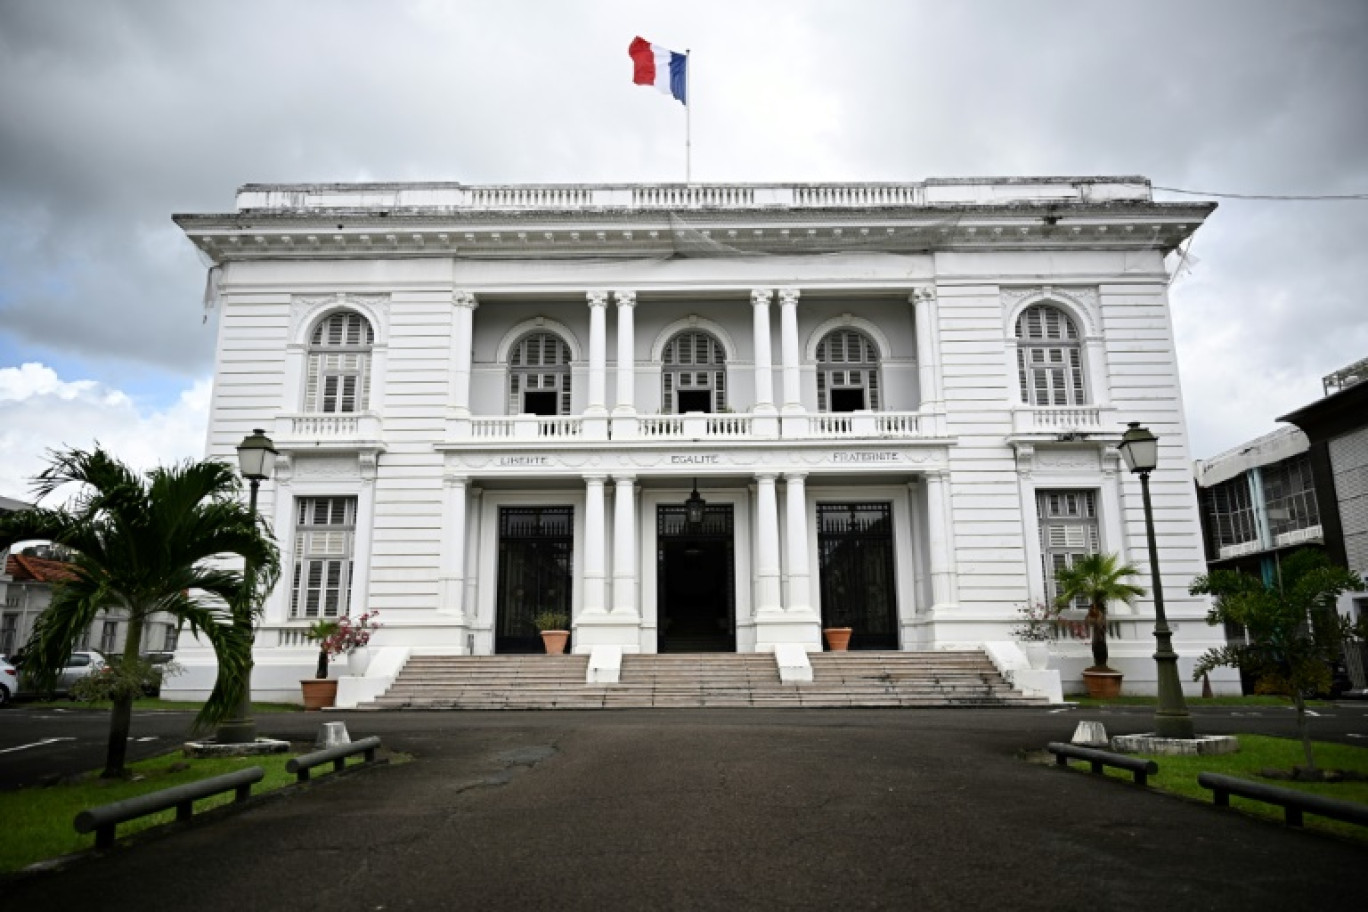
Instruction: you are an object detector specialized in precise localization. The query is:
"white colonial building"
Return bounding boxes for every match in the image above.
[169,176,1235,703]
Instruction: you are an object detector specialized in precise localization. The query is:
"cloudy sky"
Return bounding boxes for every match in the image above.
[1,0,1365,498]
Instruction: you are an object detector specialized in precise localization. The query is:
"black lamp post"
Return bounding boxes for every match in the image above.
[1117,422,1195,740]
[216,428,277,744]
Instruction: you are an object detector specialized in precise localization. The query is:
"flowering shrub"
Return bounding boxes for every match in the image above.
[1009,602,1058,642]
[322,610,381,656]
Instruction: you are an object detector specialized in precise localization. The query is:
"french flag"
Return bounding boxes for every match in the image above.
[629,36,687,105]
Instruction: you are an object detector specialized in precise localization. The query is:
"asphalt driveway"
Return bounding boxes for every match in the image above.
[5,707,1366,910]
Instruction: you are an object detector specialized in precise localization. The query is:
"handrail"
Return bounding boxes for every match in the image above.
[1047,742,1157,785]
[74,767,265,849]
[285,736,383,782]
[1198,772,1368,828]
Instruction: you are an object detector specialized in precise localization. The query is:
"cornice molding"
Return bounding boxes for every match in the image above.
[179,201,1212,266]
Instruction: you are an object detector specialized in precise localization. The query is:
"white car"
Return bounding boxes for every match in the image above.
[0,655,16,706]
[55,651,105,695]
[14,650,105,698]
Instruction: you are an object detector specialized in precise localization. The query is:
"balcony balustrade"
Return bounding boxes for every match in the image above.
[448,410,933,444]
[278,409,941,450]
[1010,405,1112,438]
[273,412,384,449]
[469,415,585,441]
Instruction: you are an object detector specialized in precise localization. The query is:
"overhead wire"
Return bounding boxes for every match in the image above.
[1150,185,1368,201]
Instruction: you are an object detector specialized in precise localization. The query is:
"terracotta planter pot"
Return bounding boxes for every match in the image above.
[301,678,338,711]
[823,627,853,652]
[541,630,570,655]
[1081,669,1123,699]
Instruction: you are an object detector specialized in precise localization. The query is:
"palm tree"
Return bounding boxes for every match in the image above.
[1053,552,1145,671]
[0,447,279,778]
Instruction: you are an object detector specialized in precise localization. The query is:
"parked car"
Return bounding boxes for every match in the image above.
[104,651,176,696]
[142,652,175,697]
[0,655,16,707]
[17,650,106,698]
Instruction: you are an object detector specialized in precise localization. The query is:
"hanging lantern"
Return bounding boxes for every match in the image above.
[685,478,706,527]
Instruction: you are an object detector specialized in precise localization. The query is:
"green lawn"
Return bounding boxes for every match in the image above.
[1069,695,1332,708]
[1055,734,1368,843]
[17,697,302,713]
[0,752,302,873]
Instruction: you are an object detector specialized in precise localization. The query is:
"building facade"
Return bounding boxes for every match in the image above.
[171,176,1232,701]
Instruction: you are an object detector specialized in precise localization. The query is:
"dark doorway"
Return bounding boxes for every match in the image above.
[817,502,898,649]
[495,506,574,654]
[522,390,559,416]
[830,388,866,412]
[657,504,734,652]
[676,389,713,413]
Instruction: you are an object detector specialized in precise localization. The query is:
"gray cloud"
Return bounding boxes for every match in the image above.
[0,0,1364,457]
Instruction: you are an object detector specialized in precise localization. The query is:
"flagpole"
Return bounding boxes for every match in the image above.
[685,49,691,184]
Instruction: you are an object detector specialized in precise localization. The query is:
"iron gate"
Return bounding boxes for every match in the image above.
[817,502,898,650]
[657,504,735,651]
[495,506,574,654]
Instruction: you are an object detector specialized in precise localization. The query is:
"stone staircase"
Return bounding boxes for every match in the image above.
[361,650,1047,710]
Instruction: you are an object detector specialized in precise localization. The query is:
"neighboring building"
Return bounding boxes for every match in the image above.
[1193,425,1324,583]
[1193,356,1368,695]
[1280,356,1368,587]
[1,547,181,660]
[171,176,1233,701]
[1281,357,1368,696]
[0,495,34,656]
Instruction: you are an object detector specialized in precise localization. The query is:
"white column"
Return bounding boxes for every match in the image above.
[911,287,944,434]
[613,291,636,414]
[439,475,468,619]
[583,475,608,613]
[783,472,812,611]
[586,290,609,416]
[779,287,803,414]
[464,485,483,652]
[923,469,959,611]
[349,454,380,622]
[264,455,295,624]
[755,472,782,612]
[612,474,638,616]
[905,480,929,616]
[750,289,776,415]
[451,292,478,417]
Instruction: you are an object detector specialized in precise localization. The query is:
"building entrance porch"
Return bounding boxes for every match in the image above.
[656,504,735,653]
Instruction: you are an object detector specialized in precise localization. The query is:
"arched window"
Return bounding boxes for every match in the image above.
[305,312,374,413]
[1015,304,1085,406]
[509,331,572,416]
[816,329,881,412]
[662,330,726,414]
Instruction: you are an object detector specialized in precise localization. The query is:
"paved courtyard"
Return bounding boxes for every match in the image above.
[6,707,1364,910]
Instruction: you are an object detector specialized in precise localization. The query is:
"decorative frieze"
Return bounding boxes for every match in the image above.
[443,446,950,476]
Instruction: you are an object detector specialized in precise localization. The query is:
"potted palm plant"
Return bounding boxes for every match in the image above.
[1053,552,1144,698]
[301,619,342,710]
[532,610,571,655]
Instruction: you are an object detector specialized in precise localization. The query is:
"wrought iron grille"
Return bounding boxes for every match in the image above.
[495,506,574,653]
[657,504,735,652]
[816,502,898,649]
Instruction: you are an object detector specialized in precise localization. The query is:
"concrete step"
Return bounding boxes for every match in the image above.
[356,649,1047,710]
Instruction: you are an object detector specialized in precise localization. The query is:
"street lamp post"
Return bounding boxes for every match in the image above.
[1117,422,1195,740]
[215,428,277,744]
